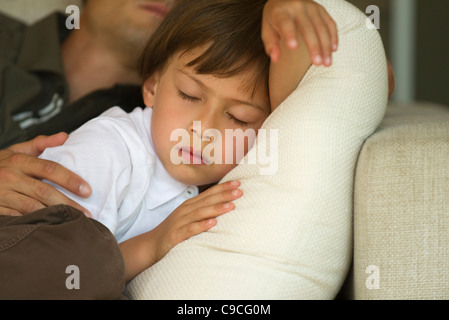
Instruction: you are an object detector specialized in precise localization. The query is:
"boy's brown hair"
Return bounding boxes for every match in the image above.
[139,0,270,97]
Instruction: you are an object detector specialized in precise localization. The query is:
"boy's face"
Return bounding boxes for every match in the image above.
[143,49,270,186]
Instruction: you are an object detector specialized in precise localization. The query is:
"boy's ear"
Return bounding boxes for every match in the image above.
[142,74,159,108]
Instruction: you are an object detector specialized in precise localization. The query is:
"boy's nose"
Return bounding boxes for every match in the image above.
[188,121,215,143]
[187,109,218,138]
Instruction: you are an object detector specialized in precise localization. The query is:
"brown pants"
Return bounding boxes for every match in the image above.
[0,205,125,300]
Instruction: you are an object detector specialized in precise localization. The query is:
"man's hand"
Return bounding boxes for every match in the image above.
[0,133,92,216]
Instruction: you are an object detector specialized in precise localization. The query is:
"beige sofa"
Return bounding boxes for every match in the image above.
[339,101,449,299]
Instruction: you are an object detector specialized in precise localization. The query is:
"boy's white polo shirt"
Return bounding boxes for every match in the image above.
[40,106,199,243]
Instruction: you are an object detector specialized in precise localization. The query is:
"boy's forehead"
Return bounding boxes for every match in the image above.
[172,49,268,96]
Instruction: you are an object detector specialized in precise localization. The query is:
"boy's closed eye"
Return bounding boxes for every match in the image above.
[177,90,200,102]
[226,112,248,127]
[177,89,250,127]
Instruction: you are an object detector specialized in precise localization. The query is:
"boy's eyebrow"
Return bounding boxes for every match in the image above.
[179,68,207,90]
[178,68,267,113]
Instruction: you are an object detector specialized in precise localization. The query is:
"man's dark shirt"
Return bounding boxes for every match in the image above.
[0,12,143,148]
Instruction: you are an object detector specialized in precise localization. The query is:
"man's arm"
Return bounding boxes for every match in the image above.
[387,59,395,99]
[0,133,92,216]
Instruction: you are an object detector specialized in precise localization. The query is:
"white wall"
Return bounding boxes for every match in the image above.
[389,0,417,103]
[0,0,83,24]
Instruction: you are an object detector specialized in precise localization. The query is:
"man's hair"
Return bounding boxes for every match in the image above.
[139,0,270,97]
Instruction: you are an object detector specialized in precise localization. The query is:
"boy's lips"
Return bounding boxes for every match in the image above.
[178,147,209,165]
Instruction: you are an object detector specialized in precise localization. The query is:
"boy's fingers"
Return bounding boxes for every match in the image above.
[175,202,235,245]
[177,218,218,244]
[307,5,338,66]
[168,199,237,248]
[183,202,235,235]
[192,180,240,202]
[262,0,338,66]
[261,16,281,61]
[193,201,236,221]
[268,46,281,63]
[295,12,322,65]
[312,9,332,66]
[268,3,299,50]
[203,187,242,207]
[262,37,281,63]
[185,187,242,215]
[275,15,298,49]
[322,9,339,51]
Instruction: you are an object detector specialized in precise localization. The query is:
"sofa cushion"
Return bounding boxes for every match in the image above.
[351,102,449,299]
[125,0,388,299]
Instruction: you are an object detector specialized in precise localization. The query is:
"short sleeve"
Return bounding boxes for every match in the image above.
[40,108,151,236]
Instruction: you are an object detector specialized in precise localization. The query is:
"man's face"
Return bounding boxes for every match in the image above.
[83,0,177,55]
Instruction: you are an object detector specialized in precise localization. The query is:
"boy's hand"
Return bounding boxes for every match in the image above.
[152,180,242,262]
[262,0,338,66]
[120,180,243,281]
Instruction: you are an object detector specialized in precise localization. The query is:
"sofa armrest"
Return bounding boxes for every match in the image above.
[349,102,449,299]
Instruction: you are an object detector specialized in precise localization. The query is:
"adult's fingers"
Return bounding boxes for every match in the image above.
[0,149,92,216]
[0,186,45,216]
[8,133,69,156]
[0,174,92,217]
[2,152,91,199]
[0,206,22,217]
[5,133,92,199]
